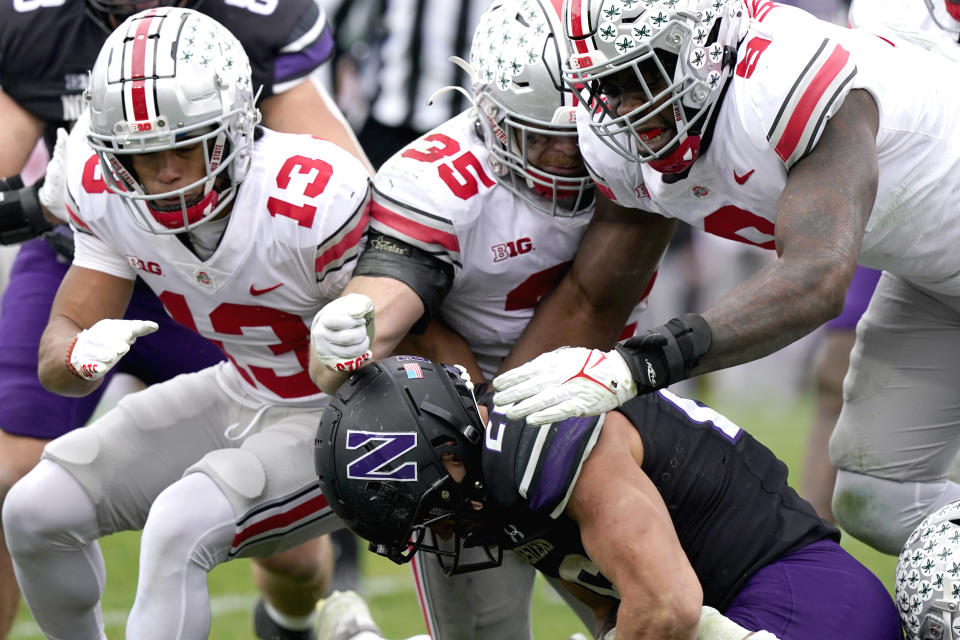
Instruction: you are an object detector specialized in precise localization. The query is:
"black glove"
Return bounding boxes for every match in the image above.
[0,174,52,245]
[613,313,712,393]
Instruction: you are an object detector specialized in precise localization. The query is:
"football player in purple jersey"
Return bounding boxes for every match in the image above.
[0,1,370,638]
[315,357,900,640]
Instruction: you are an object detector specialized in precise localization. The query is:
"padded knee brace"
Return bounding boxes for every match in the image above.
[3,459,98,555]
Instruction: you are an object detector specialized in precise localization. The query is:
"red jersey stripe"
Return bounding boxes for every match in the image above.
[67,205,91,231]
[369,201,460,254]
[315,205,370,273]
[774,44,850,163]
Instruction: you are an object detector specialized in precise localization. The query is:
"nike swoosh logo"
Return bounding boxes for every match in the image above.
[249,283,284,296]
[733,169,755,185]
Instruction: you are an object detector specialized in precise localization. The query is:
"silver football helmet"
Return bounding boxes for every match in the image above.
[85,7,260,234]
[469,0,593,217]
[897,500,960,639]
[562,0,748,174]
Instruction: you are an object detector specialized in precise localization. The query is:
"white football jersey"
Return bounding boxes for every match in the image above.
[849,0,960,41]
[65,128,371,405]
[582,2,960,296]
[371,110,650,379]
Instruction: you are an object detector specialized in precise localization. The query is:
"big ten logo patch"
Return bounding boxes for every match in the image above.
[492,237,533,262]
[125,255,162,275]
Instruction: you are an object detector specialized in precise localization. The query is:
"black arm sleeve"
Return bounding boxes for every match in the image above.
[0,176,53,245]
[354,232,454,334]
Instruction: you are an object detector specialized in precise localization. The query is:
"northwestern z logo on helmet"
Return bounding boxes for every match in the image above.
[345,431,418,481]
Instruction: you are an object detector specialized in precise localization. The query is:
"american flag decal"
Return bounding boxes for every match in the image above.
[404,363,423,379]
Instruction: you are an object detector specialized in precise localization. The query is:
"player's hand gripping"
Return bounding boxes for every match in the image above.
[311,293,376,372]
[492,347,637,425]
[493,314,711,424]
[66,319,159,380]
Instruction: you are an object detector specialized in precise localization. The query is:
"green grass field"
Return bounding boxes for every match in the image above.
[8,389,900,639]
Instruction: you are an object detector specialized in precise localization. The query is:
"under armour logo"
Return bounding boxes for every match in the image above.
[504,525,525,543]
[645,360,657,386]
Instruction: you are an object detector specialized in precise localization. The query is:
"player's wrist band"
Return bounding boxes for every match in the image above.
[614,313,712,388]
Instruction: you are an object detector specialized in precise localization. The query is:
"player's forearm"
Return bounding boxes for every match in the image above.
[37,316,104,397]
[694,92,876,377]
[695,252,851,375]
[499,203,675,372]
[0,89,45,177]
[499,275,630,373]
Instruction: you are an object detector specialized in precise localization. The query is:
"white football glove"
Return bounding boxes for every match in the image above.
[38,127,69,223]
[492,347,637,425]
[311,293,376,373]
[698,606,781,640]
[66,319,159,381]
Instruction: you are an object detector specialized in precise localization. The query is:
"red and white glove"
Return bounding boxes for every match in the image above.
[311,293,376,373]
[66,319,159,380]
[492,347,637,425]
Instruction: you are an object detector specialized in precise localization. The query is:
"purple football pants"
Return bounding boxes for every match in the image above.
[726,539,902,639]
[825,265,882,331]
[0,239,225,439]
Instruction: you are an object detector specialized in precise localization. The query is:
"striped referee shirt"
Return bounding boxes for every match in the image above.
[327,0,489,133]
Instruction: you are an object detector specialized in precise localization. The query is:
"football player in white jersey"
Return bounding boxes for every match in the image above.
[849,0,960,43]
[309,2,651,638]
[797,0,960,526]
[0,8,370,640]
[489,0,960,557]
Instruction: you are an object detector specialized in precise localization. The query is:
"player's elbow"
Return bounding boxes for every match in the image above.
[787,250,856,327]
[815,260,856,323]
[37,363,93,398]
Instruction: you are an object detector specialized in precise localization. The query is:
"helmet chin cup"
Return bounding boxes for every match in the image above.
[147,188,220,231]
[648,135,701,174]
